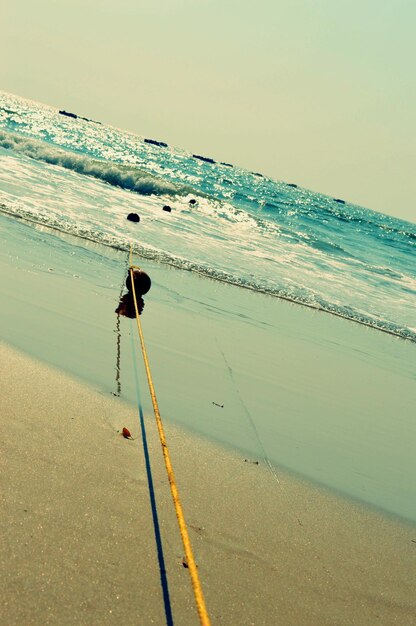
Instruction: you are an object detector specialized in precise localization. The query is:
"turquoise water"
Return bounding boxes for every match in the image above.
[1,91,416,523]
[1,90,415,341]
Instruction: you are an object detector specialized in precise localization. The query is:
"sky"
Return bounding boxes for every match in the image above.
[1,0,415,222]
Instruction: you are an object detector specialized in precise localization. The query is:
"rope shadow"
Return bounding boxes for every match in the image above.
[130,326,174,626]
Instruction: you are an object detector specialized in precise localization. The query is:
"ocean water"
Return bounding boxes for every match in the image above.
[1,91,415,342]
[2,91,416,524]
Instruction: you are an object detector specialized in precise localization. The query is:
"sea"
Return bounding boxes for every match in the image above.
[1,90,415,343]
[2,90,416,526]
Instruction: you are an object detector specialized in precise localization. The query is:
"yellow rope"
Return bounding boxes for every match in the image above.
[128,247,211,626]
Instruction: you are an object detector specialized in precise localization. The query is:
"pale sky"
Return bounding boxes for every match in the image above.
[2,0,415,222]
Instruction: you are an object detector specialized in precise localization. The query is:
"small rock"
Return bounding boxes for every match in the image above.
[127,213,140,223]
[162,205,172,212]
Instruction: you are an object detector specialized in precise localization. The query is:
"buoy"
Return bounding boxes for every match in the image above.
[126,269,151,296]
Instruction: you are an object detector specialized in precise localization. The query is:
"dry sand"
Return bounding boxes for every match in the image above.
[1,342,416,626]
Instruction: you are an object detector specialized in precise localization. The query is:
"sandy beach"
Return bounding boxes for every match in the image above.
[2,343,416,626]
[1,213,416,625]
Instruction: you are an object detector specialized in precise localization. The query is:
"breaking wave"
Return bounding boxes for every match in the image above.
[0,130,194,197]
[1,201,415,344]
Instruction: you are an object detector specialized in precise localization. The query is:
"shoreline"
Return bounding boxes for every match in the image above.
[2,342,416,625]
[1,206,413,344]
[1,213,416,524]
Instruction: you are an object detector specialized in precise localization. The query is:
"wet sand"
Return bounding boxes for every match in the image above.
[1,214,416,523]
[1,343,416,625]
[1,214,416,624]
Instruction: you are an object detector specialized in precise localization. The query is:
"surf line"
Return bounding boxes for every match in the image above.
[128,244,211,626]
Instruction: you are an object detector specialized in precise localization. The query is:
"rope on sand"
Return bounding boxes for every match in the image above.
[129,245,211,626]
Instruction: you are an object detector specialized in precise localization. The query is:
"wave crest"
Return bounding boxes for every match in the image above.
[0,130,193,197]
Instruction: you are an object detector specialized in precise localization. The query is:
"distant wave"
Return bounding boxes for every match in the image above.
[261,190,416,246]
[0,130,194,197]
[317,203,416,245]
[1,202,415,344]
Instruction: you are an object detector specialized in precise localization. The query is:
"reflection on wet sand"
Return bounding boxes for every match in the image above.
[116,268,151,318]
[113,268,152,396]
